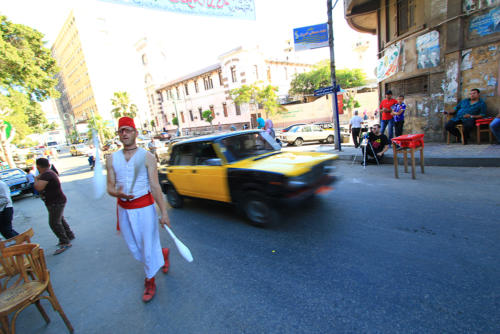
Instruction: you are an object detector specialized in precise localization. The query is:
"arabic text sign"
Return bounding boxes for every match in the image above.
[293,23,329,52]
[376,42,401,82]
[314,86,334,96]
[98,0,256,20]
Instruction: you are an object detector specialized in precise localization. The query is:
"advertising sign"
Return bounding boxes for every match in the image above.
[376,42,402,82]
[416,31,440,69]
[293,23,329,52]
[98,0,256,20]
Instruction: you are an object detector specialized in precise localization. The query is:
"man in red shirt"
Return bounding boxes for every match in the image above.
[378,90,398,140]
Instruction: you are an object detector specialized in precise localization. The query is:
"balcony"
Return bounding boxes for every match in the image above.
[344,0,379,35]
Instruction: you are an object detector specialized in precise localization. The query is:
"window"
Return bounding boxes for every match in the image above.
[385,74,429,96]
[203,76,213,90]
[171,144,194,166]
[189,110,194,121]
[209,105,215,117]
[193,142,218,165]
[184,84,189,96]
[231,66,237,83]
[222,103,228,117]
[145,74,152,84]
[235,103,241,116]
[218,71,223,86]
[141,54,148,65]
[254,65,259,79]
[175,87,180,99]
[267,67,272,81]
[180,111,185,123]
[194,80,199,93]
[284,67,288,80]
[198,107,203,120]
[397,0,415,35]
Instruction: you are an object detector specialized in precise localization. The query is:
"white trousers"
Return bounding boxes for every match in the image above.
[118,204,163,279]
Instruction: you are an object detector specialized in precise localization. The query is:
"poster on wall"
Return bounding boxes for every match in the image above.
[461,49,473,71]
[376,42,401,82]
[416,31,440,69]
[469,6,500,36]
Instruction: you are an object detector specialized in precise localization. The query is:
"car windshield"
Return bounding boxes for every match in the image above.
[219,132,280,163]
[0,169,24,179]
[289,126,300,133]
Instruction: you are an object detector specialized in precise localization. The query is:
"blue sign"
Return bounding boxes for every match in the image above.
[98,0,256,20]
[314,86,334,96]
[293,23,329,52]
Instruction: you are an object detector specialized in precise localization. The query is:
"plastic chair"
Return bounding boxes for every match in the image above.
[475,118,494,144]
[0,244,74,333]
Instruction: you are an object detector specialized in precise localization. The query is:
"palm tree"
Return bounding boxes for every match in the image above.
[88,115,113,144]
[111,92,138,119]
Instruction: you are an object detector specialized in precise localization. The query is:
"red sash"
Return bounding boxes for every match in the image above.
[116,193,154,230]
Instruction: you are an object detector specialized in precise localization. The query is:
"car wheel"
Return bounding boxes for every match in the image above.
[242,191,277,226]
[326,135,334,144]
[293,138,304,146]
[166,185,183,208]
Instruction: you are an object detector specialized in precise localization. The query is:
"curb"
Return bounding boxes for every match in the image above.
[336,153,500,167]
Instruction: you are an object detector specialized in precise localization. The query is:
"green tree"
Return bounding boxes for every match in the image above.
[289,61,367,96]
[231,83,283,118]
[172,117,179,127]
[202,110,214,132]
[0,16,59,166]
[87,115,113,144]
[110,92,138,118]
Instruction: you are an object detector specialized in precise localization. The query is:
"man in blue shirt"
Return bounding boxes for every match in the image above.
[445,88,486,144]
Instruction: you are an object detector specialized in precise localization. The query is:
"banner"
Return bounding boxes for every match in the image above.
[376,42,401,82]
[416,31,440,69]
[293,23,329,52]
[98,0,256,20]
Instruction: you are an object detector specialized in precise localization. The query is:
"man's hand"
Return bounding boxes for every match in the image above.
[114,186,133,200]
[464,114,471,119]
[159,214,171,227]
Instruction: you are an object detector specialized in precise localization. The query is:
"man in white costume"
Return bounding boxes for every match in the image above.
[106,117,170,302]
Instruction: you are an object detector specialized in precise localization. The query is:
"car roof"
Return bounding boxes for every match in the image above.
[172,130,262,146]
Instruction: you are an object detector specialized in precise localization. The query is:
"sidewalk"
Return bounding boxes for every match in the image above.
[316,142,500,167]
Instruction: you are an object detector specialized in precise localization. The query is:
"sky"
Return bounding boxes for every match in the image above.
[1,0,378,79]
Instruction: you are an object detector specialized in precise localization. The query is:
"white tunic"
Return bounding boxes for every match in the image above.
[112,148,164,278]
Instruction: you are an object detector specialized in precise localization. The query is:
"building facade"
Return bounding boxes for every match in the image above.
[345,0,500,141]
[156,46,313,135]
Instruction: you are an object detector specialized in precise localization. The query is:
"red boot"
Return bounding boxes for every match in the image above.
[142,277,156,303]
[162,248,170,274]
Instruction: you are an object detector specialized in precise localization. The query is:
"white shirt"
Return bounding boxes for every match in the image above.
[112,148,150,199]
[0,180,13,210]
[349,115,363,128]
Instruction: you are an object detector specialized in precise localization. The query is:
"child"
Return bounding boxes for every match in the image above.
[392,95,406,137]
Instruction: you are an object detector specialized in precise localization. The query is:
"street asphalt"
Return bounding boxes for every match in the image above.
[10,153,500,334]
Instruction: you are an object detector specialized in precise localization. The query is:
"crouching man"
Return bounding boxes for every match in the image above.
[362,124,390,165]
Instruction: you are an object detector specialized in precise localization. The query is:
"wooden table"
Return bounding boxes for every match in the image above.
[392,143,424,179]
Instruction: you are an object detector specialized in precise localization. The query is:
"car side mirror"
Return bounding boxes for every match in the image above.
[205,158,222,166]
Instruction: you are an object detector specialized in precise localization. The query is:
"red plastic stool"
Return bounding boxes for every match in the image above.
[475,118,494,144]
[391,134,425,179]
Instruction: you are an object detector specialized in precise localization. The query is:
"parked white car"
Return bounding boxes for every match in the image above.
[278,124,335,146]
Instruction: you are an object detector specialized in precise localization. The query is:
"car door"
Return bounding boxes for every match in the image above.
[166,143,197,197]
[189,142,230,202]
[311,125,324,141]
[301,125,313,141]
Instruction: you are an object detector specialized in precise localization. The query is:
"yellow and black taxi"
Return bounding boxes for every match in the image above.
[159,130,338,226]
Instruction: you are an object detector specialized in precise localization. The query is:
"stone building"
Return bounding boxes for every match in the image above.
[156,46,313,134]
[345,0,500,141]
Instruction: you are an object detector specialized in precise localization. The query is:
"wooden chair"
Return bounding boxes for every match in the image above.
[475,118,494,144]
[446,124,465,145]
[0,244,74,333]
[0,229,35,289]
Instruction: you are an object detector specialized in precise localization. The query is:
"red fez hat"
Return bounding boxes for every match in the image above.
[118,117,136,129]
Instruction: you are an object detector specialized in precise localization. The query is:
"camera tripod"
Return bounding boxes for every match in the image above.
[352,134,380,168]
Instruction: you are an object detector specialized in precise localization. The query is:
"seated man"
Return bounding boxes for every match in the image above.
[445,88,486,144]
[362,124,390,165]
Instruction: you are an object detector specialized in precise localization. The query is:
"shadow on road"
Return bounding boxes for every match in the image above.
[61,164,91,176]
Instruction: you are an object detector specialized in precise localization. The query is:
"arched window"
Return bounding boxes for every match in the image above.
[144,74,152,84]
[141,54,148,65]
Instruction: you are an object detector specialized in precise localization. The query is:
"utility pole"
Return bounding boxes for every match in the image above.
[327,0,342,151]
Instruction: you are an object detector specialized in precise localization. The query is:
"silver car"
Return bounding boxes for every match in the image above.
[279,125,335,146]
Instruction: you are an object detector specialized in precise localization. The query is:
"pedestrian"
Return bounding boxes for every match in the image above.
[106,117,171,303]
[24,168,36,196]
[378,90,398,140]
[392,95,407,137]
[0,179,18,239]
[490,111,500,144]
[349,110,364,148]
[445,88,486,144]
[257,117,265,129]
[148,139,159,163]
[363,110,368,121]
[264,119,275,138]
[34,158,75,255]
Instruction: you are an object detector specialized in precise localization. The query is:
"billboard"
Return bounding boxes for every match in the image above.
[98,0,256,20]
[293,23,329,52]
